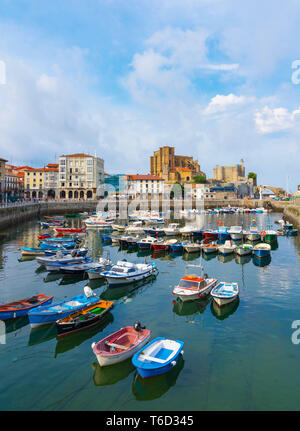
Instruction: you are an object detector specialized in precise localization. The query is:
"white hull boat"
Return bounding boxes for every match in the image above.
[100,261,158,286]
[218,240,237,255]
[211,282,239,306]
[173,275,218,302]
[234,244,253,256]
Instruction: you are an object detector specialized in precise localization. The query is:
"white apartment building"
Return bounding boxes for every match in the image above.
[124,175,164,198]
[58,153,104,200]
[184,184,210,200]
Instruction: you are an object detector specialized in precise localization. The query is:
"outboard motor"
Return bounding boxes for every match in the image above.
[84,286,97,298]
[134,321,146,332]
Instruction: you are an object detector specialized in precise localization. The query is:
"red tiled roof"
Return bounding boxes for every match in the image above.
[60,153,92,158]
[176,167,196,172]
[126,175,164,181]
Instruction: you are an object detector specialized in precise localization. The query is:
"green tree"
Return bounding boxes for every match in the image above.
[248,172,257,180]
[193,175,206,184]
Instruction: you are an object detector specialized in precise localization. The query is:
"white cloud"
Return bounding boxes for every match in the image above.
[255,106,300,134]
[204,93,252,114]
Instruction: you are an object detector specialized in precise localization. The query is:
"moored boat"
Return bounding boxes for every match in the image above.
[218,240,237,255]
[54,227,84,234]
[252,243,271,258]
[183,243,201,253]
[91,322,151,366]
[211,282,239,307]
[201,243,219,254]
[228,226,243,241]
[56,299,114,337]
[28,289,99,327]
[100,260,158,286]
[0,294,54,320]
[132,337,184,378]
[234,243,253,256]
[172,274,218,302]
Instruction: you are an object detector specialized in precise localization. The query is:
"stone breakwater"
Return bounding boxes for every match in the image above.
[268,201,300,228]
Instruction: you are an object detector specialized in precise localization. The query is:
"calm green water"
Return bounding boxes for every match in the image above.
[0,212,300,411]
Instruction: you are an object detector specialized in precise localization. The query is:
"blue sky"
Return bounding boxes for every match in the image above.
[0,0,299,192]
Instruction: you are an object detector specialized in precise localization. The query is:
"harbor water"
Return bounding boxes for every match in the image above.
[0,212,300,410]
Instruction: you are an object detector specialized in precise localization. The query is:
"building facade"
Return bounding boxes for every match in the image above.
[124,175,164,199]
[0,158,8,202]
[150,146,206,183]
[58,153,104,200]
[213,159,246,183]
[24,164,59,200]
[5,165,19,201]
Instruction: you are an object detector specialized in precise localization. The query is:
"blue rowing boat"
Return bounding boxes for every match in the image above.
[0,294,54,320]
[132,337,184,378]
[28,293,99,327]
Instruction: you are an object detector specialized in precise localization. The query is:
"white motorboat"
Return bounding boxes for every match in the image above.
[36,251,87,266]
[163,223,180,236]
[137,237,163,250]
[183,243,201,253]
[211,282,239,307]
[218,240,237,255]
[245,225,261,241]
[173,273,218,302]
[234,243,253,256]
[100,260,158,286]
[228,226,243,241]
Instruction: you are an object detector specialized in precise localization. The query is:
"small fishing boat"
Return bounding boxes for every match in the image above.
[36,251,88,267]
[252,243,271,258]
[54,227,84,234]
[110,235,121,245]
[21,247,46,256]
[37,234,52,240]
[132,337,184,378]
[170,242,184,252]
[246,225,261,241]
[112,224,127,232]
[60,256,112,276]
[100,260,158,286]
[183,243,201,253]
[234,243,253,256]
[143,227,165,237]
[228,226,243,241]
[28,289,99,327]
[201,243,219,254]
[172,274,218,302]
[137,237,163,250]
[0,294,54,320]
[91,322,151,366]
[163,223,180,236]
[218,240,237,255]
[203,229,218,241]
[56,299,114,337]
[217,226,230,240]
[152,239,178,251]
[211,282,239,307]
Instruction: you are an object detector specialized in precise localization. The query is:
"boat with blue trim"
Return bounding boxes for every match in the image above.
[100,260,158,286]
[132,337,184,378]
[0,294,54,320]
[28,289,99,327]
[252,243,271,258]
[210,282,239,307]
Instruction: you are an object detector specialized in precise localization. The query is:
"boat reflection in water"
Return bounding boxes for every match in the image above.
[132,353,184,401]
[172,297,211,325]
[92,357,135,387]
[100,274,157,302]
[43,272,63,283]
[217,253,235,264]
[201,251,217,262]
[5,316,29,334]
[18,256,36,263]
[269,240,278,251]
[59,274,87,285]
[210,297,240,321]
[137,250,152,258]
[234,254,252,265]
[252,254,271,268]
[28,323,57,346]
[55,313,114,358]
[182,251,201,262]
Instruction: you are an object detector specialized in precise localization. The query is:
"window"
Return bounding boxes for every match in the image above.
[87,158,93,165]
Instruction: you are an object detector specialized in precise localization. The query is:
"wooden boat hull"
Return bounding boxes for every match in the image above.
[202,246,218,254]
[56,300,114,337]
[252,249,270,258]
[211,282,239,307]
[92,326,151,366]
[0,295,54,320]
[55,228,84,234]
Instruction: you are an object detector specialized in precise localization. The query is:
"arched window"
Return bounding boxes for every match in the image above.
[38,191,43,199]
[87,190,93,199]
[32,191,37,199]
[80,191,84,199]
[60,190,65,199]
[68,191,73,199]
[74,191,79,199]
[47,189,55,199]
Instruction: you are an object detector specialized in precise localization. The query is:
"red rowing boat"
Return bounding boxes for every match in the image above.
[54,228,84,234]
